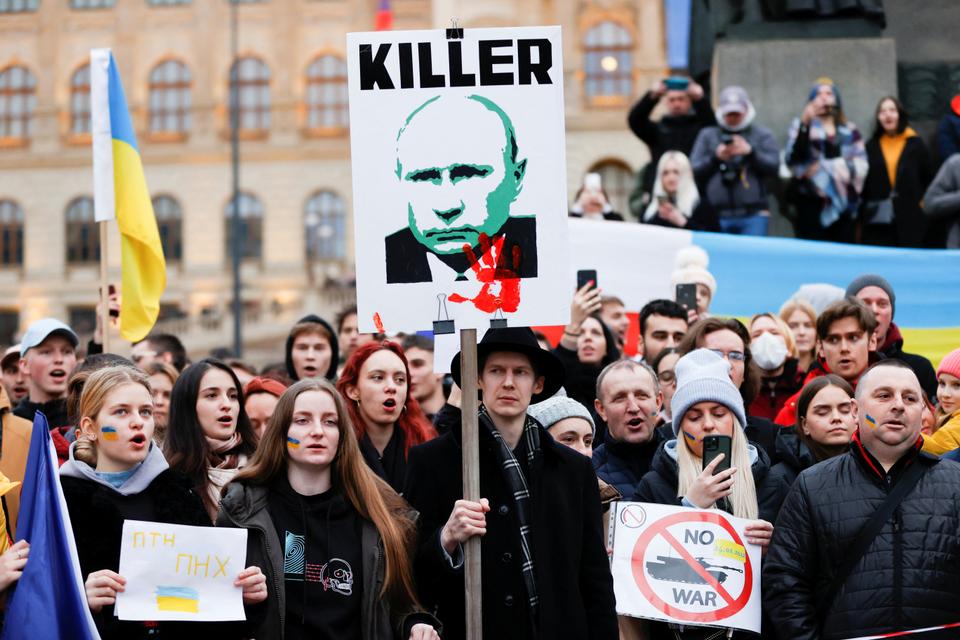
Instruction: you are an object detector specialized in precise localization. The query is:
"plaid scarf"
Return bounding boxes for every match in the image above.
[478,405,541,624]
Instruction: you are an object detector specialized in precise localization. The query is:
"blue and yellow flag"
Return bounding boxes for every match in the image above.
[91,49,166,343]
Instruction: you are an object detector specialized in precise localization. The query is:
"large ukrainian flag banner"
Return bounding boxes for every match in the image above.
[91,49,166,343]
[567,219,960,366]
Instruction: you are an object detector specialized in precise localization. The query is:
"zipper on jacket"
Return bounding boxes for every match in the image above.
[892,506,903,623]
[221,506,285,636]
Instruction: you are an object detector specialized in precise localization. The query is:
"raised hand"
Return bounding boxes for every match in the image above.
[448,233,522,313]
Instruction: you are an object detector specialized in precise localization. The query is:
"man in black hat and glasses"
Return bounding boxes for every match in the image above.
[403,327,618,640]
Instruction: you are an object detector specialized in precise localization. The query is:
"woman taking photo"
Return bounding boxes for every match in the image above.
[634,350,773,639]
[217,378,440,640]
[642,151,718,230]
[860,96,933,247]
[336,342,436,492]
[61,366,266,639]
[758,375,855,522]
[164,358,258,521]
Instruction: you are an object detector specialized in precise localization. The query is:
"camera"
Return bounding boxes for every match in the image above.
[719,131,741,185]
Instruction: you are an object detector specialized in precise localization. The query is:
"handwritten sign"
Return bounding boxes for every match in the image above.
[115,520,248,621]
[609,502,762,634]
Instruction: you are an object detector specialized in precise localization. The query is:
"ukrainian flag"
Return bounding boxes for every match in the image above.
[91,49,166,343]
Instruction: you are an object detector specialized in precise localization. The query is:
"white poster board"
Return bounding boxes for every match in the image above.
[609,502,762,634]
[115,520,247,621]
[347,27,571,333]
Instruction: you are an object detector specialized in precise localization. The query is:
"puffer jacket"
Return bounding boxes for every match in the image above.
[217,480,438,640]
[762,432,960,639]
[591,432,663,498]
[756,429,819,523]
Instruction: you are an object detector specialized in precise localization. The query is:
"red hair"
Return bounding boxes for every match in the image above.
[337,341,437,455]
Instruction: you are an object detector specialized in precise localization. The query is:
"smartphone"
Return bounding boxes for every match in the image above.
[583,172,602,193]
[656,194,669,205]
[702,435,732,475]
[664,76,689,91]
[577,269,598,291]
[676,283,697,312]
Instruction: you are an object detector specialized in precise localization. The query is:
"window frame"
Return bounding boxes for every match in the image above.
[582,20,635,108]
[228,56,271,139]
[65,196,100,265]
[303,54,349,137]
[147,59,192,142]
[304,190,347,261]
[0,199,24,268]
[224,191,263,262]
[0,65,37,147]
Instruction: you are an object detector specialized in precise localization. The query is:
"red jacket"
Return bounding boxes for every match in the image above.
[774,353,883,426]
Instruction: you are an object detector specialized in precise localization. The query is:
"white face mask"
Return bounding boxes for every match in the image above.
[752,332,788,371]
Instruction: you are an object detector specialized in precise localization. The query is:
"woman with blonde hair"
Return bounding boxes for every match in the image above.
[217,378,440,640]
[779,297,818,374]
[60,366,266,639]
[642,151,718,230]
[634,350,773,638]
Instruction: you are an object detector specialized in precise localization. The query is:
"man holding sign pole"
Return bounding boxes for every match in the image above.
[404,328,617,640]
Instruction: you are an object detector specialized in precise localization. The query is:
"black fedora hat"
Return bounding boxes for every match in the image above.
[450,327,565,403]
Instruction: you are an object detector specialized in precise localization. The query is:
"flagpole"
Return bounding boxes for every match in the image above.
[99,222,111,353]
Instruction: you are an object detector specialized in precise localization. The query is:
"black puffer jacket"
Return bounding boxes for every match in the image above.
[762,433,960,639]
[756,429,818,523]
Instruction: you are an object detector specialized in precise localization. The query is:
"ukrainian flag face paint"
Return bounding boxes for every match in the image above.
[865,414,877,429]
[286,437,301,450]
[682,430,697,445]
[101,426,119,441]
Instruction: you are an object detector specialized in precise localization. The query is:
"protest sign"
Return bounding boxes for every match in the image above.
[346,27,570,333]
[609,502,762,634]
[115,520,247,621]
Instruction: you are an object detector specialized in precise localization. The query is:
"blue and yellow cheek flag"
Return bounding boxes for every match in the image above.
[91,49,166,343]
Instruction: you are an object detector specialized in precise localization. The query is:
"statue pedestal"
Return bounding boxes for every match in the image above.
[713,37,897,236]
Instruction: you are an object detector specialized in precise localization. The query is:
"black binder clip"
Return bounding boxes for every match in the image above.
[489,307,508,329]
[433,293,456,335]
[446,18,463,40]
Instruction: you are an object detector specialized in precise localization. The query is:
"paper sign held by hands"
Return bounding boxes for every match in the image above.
[115,520,248,621]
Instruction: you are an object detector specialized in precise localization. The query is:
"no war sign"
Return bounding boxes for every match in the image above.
[609,503,762,634]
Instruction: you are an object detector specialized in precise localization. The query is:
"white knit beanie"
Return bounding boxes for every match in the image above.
[670,245,717,298]
[670,349,747,435]
[528,396,595,435]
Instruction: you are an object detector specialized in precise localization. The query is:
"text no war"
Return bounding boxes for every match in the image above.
[358,38,554,90]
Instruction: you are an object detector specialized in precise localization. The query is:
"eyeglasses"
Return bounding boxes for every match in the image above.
[658,370,676,385]
[708,349,745,362]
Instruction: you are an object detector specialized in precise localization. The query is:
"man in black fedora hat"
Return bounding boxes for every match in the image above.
[403,327,617,640]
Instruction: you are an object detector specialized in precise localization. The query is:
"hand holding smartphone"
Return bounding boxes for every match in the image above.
[676,283,697,312]
[577,269,598,292]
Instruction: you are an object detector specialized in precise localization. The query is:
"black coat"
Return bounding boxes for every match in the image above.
[591,434,663,498]
[643,200,720,232]
[756,429,819,524]
[61,470,213,640]
[861,134,933,247]
[402,419,617,640]
[552,320,620,441]
[762,435,960,639]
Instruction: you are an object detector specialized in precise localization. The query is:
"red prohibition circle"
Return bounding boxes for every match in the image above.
[631,510,752,623]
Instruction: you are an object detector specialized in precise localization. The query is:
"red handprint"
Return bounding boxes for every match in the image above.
[448,233,522,314]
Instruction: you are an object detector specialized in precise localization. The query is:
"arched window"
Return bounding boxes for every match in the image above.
[305,55,348,132]
[151,195,183,262]
[229,57,270,134]
[224,192,263,260]
[70,0,115,8]
[0,199,24,266]
[304,191,346,260]
[588,159,634,218]
[0,0,39,13]
[65,196,100,264]
[0,65,36,140]
[148,60,191,135]
[583,21,633,103]
[71,63,91,135]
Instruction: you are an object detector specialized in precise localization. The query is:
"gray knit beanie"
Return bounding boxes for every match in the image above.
[528,396,595,435]
[670,349,747,435]
[845,274,896,317]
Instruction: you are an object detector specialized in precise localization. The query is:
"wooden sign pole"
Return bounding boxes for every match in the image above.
[98,221,111,353]
[459,327,482,640]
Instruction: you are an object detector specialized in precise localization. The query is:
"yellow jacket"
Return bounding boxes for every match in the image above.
[0,387,32,537]
[922,412,960,456]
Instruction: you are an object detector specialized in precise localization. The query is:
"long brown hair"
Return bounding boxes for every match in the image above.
[678,317,761,408]
[336,341,436,455]
[234,378,420,604]
[795,374,854,462]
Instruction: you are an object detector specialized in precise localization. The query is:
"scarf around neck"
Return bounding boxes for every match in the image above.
[206,431,243,469]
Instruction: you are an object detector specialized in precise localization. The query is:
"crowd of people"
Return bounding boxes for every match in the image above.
[569,76,960,248]
[0,262,955,639]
